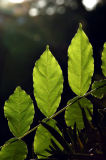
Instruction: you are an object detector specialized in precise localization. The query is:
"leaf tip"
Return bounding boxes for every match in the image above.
[46,45,49,50]
[79,23,82,29]
[15,86,22,92]
[104,42,106,47]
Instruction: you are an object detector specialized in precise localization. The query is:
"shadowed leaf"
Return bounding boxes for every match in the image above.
[91,79,106,99]
[65,97,93,130]
[41,122,70,152]
[34,119,63,159]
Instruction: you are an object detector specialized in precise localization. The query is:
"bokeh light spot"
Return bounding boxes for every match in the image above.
[29,8,39,17]
[8,0,24,3]
[82,0,99,11]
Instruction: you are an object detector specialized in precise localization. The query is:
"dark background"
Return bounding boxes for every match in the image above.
[0,0,106,159]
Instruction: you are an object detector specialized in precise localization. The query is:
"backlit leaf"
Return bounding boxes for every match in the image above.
[91,79,106,99]
[33,46,63,117]
[65,97,93,130]
[41,122,70,152]
[101,43,106,76]
[34,119,63,159]
[4,86,35,137]
[0,139,27,160]
[68,24,94,96]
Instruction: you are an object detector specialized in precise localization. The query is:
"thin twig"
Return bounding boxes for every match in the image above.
[0,84,106,149]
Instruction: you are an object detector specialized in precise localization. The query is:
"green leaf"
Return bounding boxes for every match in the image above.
[68,24,94,96]
[65,97,93,130]
[101,43,106,76]
[0,139,27,160]
[4,86,35,137]
[34,119,63,159]
[33,46,63,117]
[41,122,70,152]
[91,79,106,99]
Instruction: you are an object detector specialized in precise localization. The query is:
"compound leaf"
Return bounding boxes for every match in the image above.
[91,79,106,99]
[34,119,63,159]
[101,43,106,76]
[33,46,63,117]
[0,139,27,160]
[68,24,94,96]
[4,86,35,137]
[65,97,93,130]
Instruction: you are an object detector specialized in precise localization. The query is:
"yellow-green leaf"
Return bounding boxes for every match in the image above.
[34,119,63,159]
[101,43,106,76]
[4,86,35,137]
[68,24,94,96]
[0,139,27,160]
[33,46,63,117]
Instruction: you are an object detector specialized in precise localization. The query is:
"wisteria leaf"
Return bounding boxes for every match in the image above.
[34,119,63,159]
[101,43,106,76]
[91,79,106,99]
[68,24,94,96]
[0,139,27,160]
[65,97,93,130]
[33,46,63,117]
[4,86,35,137]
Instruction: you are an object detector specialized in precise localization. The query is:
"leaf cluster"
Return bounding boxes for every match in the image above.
[0,24,106,160]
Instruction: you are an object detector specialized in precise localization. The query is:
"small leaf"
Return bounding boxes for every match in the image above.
[4,86,35,137]
[68,24,94,96]
[65,97,93,130]
[34,119,63,159]
[91,79,106,99]
[0,139,27,160]
[33,46,63,117]
[101,43,106,76]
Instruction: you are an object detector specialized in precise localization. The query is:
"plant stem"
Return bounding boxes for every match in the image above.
[0,84,105,149]
[18,84,106,140]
